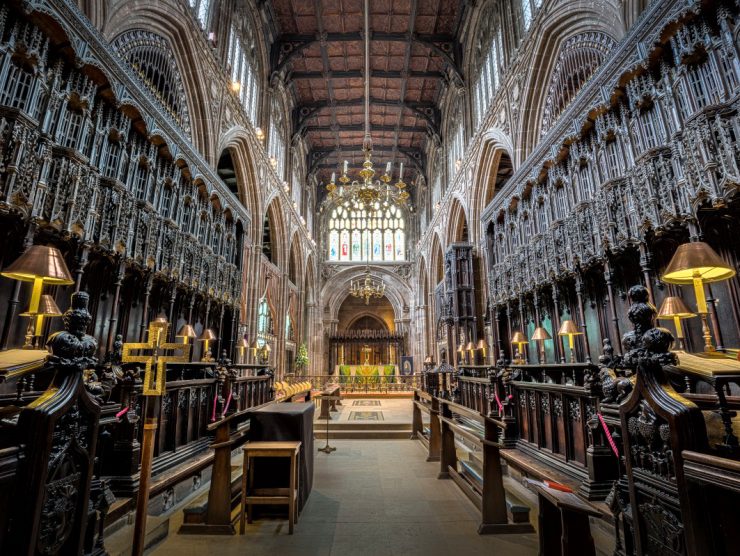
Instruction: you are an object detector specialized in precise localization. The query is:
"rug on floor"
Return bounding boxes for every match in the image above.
[352,400,381,406]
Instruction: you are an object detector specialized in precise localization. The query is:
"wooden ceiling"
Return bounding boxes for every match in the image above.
[268,0,466,195]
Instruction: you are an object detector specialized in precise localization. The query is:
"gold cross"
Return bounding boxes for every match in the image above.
[122,321,191,396]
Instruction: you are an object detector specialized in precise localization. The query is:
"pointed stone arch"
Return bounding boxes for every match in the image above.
[516,3,624,158]
[447,198,469,244]
[102,3,215,159]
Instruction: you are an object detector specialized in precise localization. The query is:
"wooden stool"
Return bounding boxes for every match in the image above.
[240,441,302,534]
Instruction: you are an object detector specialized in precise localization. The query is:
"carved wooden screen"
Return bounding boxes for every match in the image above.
[540,32,615,137]
[112,30,191,136]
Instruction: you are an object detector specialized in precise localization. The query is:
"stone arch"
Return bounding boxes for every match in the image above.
[262,198,288,270]
[321,266,412,329]
[287,233,302,286]
[102,3,215,159]
[345,312,391,333]
[517,2,624,158]
[470,128,515,243]
[218,127,260,237]
[447,198,469,244]
[429,232,445,286]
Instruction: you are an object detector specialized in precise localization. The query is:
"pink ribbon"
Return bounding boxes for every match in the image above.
[598,413,619,458]
[115,406,129,420]
[494,391,504,413]
[211,392,219,422]
[222,391,233,418]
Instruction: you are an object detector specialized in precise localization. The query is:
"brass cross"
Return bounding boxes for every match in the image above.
[122,321,191,396]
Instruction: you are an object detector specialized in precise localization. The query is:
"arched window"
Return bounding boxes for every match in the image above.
[189,0,210,28]
[227,14,260,124]
[540,32,615,136]
[326,202,405,262]
[521,0,542,32]
[268,96,286,180]
[472,4,502,126]
[257,297,274,347]
[112,30,191,136]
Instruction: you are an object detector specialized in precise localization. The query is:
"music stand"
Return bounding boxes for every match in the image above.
[317,394,340,454]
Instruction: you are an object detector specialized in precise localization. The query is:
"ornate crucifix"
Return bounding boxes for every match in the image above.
[123,320,190,555]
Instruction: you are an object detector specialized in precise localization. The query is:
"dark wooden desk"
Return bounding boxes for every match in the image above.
[250,402,315,511]
[526,479,601,556]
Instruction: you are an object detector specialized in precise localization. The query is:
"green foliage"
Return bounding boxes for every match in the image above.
[295,342,309,370]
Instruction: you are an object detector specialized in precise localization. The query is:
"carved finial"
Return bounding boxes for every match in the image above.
[46,291,98,373]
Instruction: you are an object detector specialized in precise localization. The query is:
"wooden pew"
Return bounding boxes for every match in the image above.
[412,389,440,461]
[437,398,533,534]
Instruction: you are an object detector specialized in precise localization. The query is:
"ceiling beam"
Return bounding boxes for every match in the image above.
[294,98,440,136]
[271,32,462,81]
[304,123,428,134]
[308,145,425,174]
[288,69,445,80]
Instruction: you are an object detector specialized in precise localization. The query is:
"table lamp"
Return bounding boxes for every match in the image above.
[510,331,528,364]
[250,339,260,363]
[20,294,62,348]
[176,324,196,345]
[531,327,552,364]
[1,245,74,348]
[198,328,217,362]
[557,320,584,363]
[476,338,489,364]
[465,341,475,365]
[238,337,248,364]
[657,296,696,351]
[661,241,735,352]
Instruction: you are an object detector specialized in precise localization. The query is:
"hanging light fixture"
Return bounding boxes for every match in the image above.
[349,265,385,305]
[325,0,409,210]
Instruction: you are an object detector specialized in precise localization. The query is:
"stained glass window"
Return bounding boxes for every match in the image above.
[326,203,405,262]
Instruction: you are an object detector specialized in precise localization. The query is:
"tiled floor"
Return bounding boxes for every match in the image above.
[149,440,539,556]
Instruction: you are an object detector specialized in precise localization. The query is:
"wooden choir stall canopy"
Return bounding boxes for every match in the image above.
[328,329,405,371]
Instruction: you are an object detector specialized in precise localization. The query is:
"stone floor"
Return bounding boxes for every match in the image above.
[149,440,539,556]
[316,397,413,424]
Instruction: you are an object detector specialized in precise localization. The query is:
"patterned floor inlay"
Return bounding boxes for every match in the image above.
[348,411,384,421]
[352,400,381,406]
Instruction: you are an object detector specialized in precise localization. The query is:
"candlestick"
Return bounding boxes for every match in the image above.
[385,161,391,174]
[343,160,348,174]
[398,162,403,180]
[330,172,336,184]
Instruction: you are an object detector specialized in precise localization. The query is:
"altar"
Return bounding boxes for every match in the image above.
[333,364,399,383]
[328,329,405,371]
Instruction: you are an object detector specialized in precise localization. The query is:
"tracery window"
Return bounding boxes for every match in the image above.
[227,17,260,124]
[540,32,615,136]
[447,96,464,179]
[268,97,286,180]
[257,297,274,347]
[327,203,405,262]
[112,30,191,136]
[521,0,542,31]
[189,0,210,28]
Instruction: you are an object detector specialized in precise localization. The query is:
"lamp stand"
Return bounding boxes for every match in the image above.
[700,313,716,353]
[568,336,575,364]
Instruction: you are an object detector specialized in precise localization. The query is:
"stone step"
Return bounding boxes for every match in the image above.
[315,428,412,440]
[314,421,411,430]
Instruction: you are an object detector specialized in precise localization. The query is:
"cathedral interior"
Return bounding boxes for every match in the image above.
[1,0,740,554]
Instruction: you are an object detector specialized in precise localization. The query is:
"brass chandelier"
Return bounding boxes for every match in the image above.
[349,265,386,305]
[325,0,409,210]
